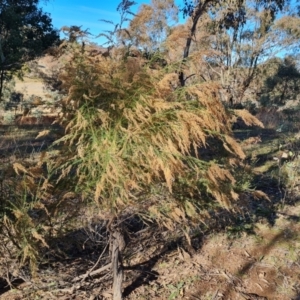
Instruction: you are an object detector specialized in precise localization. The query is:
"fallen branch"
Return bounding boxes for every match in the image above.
[80,242,109,283]
[53,273,110,295]
[72,263,111,283]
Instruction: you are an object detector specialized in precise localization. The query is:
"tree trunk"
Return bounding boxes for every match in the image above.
[0,35,5,102]
[111,229,125,300]
[0,69,4,102]
[179,0,211,87]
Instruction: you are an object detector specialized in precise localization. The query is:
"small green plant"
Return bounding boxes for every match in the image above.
[226,222,254,238]
[167,281,185,300]
[3,111,15,124]
[1,78,16,102]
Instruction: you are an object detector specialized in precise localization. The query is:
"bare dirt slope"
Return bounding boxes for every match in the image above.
[14,78,46,98]
[14,53,65,99]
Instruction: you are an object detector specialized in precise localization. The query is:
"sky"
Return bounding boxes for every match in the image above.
[40,0,153,44]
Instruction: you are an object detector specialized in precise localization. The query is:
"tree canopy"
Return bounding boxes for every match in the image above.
[0,0,59,100]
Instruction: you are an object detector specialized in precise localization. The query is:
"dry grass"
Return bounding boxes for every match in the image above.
[0,199,299,300]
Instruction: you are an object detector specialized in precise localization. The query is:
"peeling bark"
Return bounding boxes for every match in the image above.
[111,229,125,300]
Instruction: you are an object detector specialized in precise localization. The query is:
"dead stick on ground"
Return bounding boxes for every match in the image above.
[72,262,111,283]
[79,242,109,283]
[54,273,110,295]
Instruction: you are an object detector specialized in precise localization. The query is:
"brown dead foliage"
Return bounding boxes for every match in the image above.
[15,115,57,126]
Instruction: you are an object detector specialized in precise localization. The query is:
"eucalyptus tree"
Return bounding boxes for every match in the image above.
[178,0,300,102]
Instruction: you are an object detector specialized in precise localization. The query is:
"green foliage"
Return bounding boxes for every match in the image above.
[168,281,185,299]
[2,111,14,124]
[261,56,300,106]
[0,0,59,99]
[0,77,15,106]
